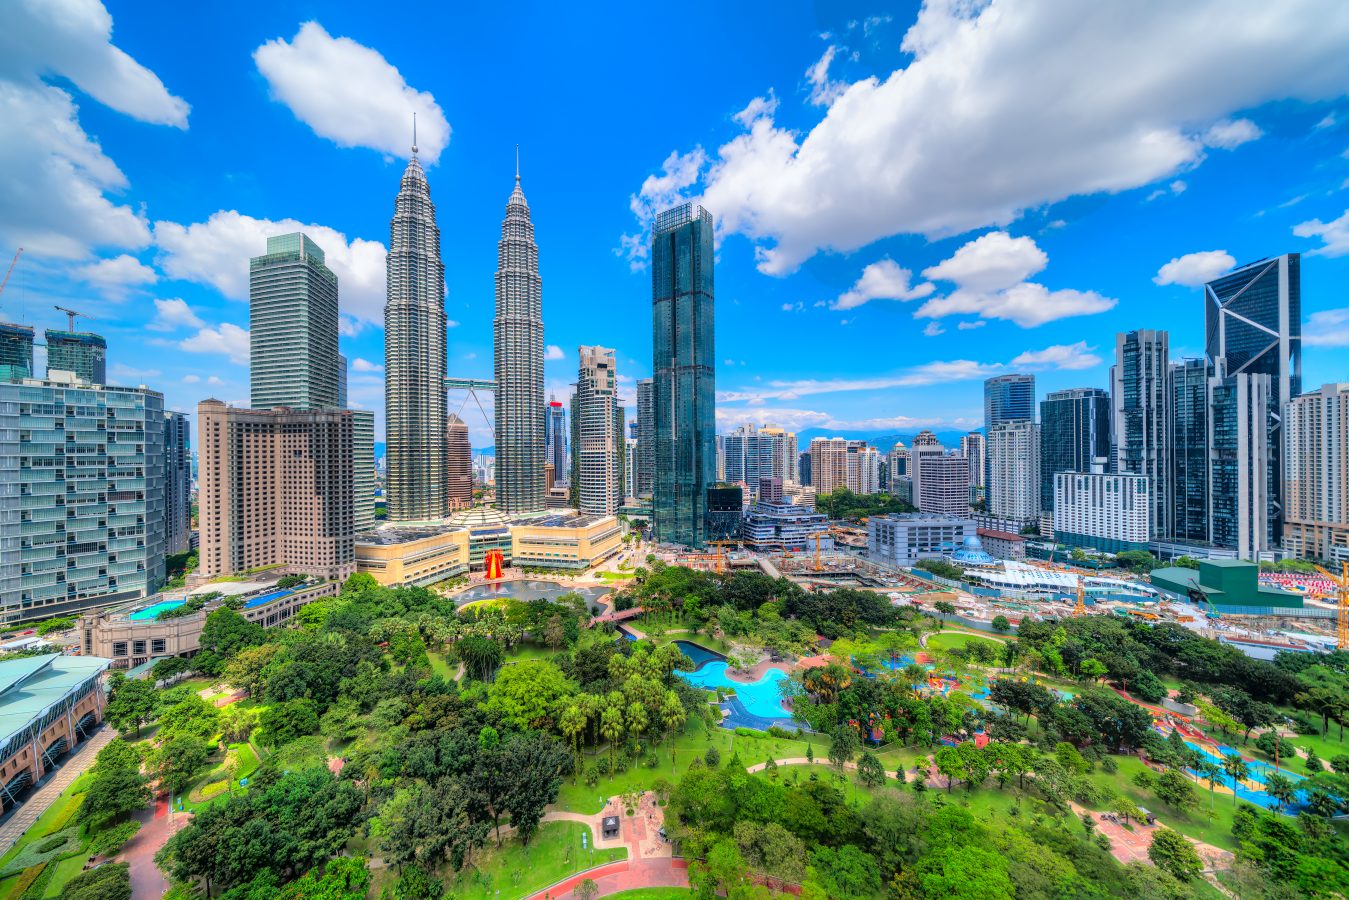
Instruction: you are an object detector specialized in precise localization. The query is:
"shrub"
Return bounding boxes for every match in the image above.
[594,756,611,776]
[9,864,46,898]
[644,754,659,769]
[583,765,599,787]
[734,727,769,738]
[35,835,66,854]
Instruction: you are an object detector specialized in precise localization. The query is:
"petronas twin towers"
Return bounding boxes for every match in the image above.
[384,142,545,522]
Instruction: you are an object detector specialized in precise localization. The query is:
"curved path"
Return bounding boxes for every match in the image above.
[525,859,689,899]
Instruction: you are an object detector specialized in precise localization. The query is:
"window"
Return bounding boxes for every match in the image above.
[112,641,127,657]
[151,638,166,654]
[132,640,146,655]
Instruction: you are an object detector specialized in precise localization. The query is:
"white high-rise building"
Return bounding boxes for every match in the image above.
[575,346,620,515]
[914,452,970,517]
[1284,382,1349,563]
[1054,468,1150,553]
[961,432,986,490]
[987,421,1040,522]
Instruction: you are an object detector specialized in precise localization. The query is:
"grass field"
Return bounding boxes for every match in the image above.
[427,651,456,681]
[0,773,90,873]
[41,851,91,898]
[440,821,625,900]
[927,631,1004,652]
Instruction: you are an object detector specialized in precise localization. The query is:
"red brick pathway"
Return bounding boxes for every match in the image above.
[525,858,690,900]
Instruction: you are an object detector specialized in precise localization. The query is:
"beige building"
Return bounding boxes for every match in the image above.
[447,414,473,510]
[512,512,622,570]
[809,437,849,494]
[197,401,356,580]
[355,527,471,587]
[1284,383,1349,564]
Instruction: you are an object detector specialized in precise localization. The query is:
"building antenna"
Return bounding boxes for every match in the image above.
[411,111,418,156]
[515,144,520,182]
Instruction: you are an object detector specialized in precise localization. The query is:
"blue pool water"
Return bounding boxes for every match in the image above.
[674,640,798,729]
[1182,739,1311,813]
[128,599,185,621]
[243,588,293,609]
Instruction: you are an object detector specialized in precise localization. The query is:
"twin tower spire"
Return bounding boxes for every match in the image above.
[384,121,545,522]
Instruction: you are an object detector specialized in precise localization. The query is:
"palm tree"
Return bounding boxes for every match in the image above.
[626,701,649,744]
[660,691,686,770]
[601,704,625,770]
[1222,752,1250,806]
[560,705,586,780]
[1264,771,1296,813]
[1196,760,1222,811]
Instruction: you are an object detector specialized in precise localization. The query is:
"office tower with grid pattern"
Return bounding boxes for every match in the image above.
[546,398,567,487]
[384,150,448,521]
[1039,388,1110,514]
[651,204,716,548]
[0,324,35,381]
[1170,358,1211,543]
[197,400,355,580]
[1284,383,1349,563]
[45,331,106,384]
[249,233,339,410]
[984,374,1036,427]
[988,421,1041,522]
[493,169,545,514]
[164,410,192,555]
[1207,361,1276,559]
[635,378,654,497]
[960,432,986,490]
[1112,330,1171,539]
[447,413,473,510]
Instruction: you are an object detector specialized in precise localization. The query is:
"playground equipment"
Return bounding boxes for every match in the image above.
[1312,562,1349,650]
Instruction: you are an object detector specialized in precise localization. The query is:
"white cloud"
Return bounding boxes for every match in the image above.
[545,345,565,361]
[832,259,934,310]
[1154,249,1236,286]
[180,322,249,366]
[635,0,1349,274]
[109,363,160,381]
[732,93,778,127]
[916,231,1116,327]
[1010,341,1103,371]
[922,321,945,337]
[253,22,449,163]
[805,46,846,106]
[1293,208,1349,256]
[1303,308,1349,346]
[207,375,225,386]
[154,211,387,324]
[0,1,188,259]
[182,374,200,384]
[957,320,986,331]
[73,254,158,291]
[617,148,707,269]
[352,357,383,373]
[715,406,976,433]
[1315,112,1337,130]
[1204,118,1263,149]
[1146,180,1187,202]
[148,297,204,332]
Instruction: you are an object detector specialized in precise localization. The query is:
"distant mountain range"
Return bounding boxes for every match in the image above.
[796,427,973,448]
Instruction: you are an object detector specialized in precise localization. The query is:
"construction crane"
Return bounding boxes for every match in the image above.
[708,540,738,574]
[1073,575,1086,616]
[806,530,831,572]
[1312,562,1349,650]
[0,248,22,298]
[54,305,94,331]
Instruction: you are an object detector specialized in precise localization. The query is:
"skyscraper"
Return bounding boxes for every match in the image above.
[447,413,473,510]
[987,421,1041,522]
[1170,359,1210,543]
[1113,330,1171,538]
[164,411,192,555]
[635,378,654,497]
[249,233,340,410]
[914,452,971,516]
[1284,382,1349,563]
[493,165,545,514]
[1039,388,1110,514]
[574,346,620,515]
[45,330,106,384]
[651,203,716,548]
[1207,361,1276,559]
[352,411,376,534]
[546,398,567,487]
[0,323,34,381]
[984,374,1036,428]
[960,432,986,490]
[384,144,448,521]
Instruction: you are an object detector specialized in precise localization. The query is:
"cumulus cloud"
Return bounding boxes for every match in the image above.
[0,2,189,259]
[253,22,449,163]
[182,374,200,384]
[180,322,249,366]
[832,259,934,310]
[1294,208,1349,256]
[915,231,1116,327]
[631,0,1349,274]
[957,320,986,331]
[718,359,1004,404]
[73,254,158,294]
[1303,307,1349,346]
[923,321,945,337]
[545,345,565,361]
[805,46,846,106]
[148,297,204,332]
[1010,341,1103,371]
[154,211,387,324]
[715,406,976,433]
[617,148,707,269]
[352,357,383,373]
[1154,250,1236,286]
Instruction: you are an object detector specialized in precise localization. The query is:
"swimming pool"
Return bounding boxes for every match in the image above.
[674,640,797,726]
[1182,739,1312,813]
[243,589,293,609]
[127,599,185,621]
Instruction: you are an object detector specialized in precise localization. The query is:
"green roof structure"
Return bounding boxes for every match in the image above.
[0,654,109,753]
[1150,559,1303,610]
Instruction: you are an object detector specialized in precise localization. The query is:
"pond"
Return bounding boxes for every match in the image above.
[673,640,798,729]
[452,580,613,608]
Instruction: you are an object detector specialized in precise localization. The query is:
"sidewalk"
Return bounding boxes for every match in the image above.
[0,726,114,856]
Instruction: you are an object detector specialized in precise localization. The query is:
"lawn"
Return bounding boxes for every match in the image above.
[440,821,625,900]
[927,632,1005,652]
[427,651,456,681]
[0,772,91,873]
[1086,754,1240,851]
[503,644,556,664]
[41,850,91,898]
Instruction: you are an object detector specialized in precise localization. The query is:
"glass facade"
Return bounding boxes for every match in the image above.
[1205,254,1301,406]
[249,233,340,410]
[984,374,1036,428]
[0,324,35,381]
[651,204,716,548]
[1039,388,1110,513]
[1170,359,1210,543]
[1112,330,1170,538]
[45,331,107,385]
[1207,367,1276,558]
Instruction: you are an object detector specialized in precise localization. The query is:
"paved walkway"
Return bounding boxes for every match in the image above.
[120,793,181,899]
[0,726,114,856]
[525,859,690,899]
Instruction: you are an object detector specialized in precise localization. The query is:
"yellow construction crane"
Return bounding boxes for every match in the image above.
[0,248,22,298]
[806,530,832,572]
[1073,575,1086,616]
[54,305,94,331]
[708,540,738,574]
[1313,562,1349,650]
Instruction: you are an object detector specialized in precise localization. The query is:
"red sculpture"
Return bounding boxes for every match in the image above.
[484,549,505,581]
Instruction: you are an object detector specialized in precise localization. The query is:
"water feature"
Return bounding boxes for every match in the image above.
[673,640,798,730]
[1182,739,1311,812]
[453,580,613,608]
[127,599,185,621]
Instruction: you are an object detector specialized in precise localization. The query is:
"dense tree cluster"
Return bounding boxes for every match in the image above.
[812,488,915,521]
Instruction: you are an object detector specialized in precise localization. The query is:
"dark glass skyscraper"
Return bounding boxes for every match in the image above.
[1204,254,1301,409]
[1112,330,1170,538]
[546,398,567,486]
[984,374,1036,428]
[384,148,448,521]
[1170,358,1210,543]
[249,232,339,410]
[651,203,716,548]
[635,378,654,498]
[493,168,545,514]
[1039,387,1110,514]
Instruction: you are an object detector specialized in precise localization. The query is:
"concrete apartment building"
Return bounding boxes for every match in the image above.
[197,401,356,581]
[1284,382,1349,564]
[867,513,976,567]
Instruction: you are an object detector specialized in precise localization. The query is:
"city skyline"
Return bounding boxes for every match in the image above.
[4,3,1349,453]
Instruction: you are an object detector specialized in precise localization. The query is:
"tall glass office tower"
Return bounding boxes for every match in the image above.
[493,167,545,514]
[651,204,716,548]
[249,233,340,410]
[1170,359,1210,543]
[1039,388,1110,513]
[635,379,654,498]
[1112,330,1171,539]
[546,398,567,487]
[984,374,1036,428]
[384,148,448,521]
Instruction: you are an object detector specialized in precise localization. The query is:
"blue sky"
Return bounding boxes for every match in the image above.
[5,0,1349,450]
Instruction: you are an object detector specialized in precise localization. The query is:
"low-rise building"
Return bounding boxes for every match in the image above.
[0,654,109,813]
[355,527,470,587]
[741,501,828,551]
[867,513,976,567]
[1150,559,1304,613]
[511,512,622,570]
[976,528,1027,560]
